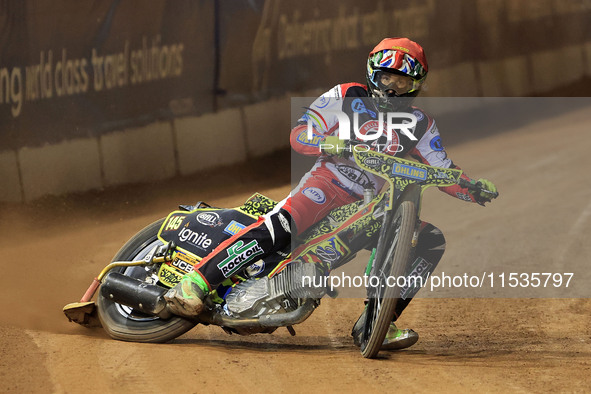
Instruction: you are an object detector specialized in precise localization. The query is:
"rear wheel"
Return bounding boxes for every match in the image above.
[96,219,196,343]
[360,201,416,358]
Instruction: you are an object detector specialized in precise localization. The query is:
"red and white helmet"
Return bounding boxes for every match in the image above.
[366,37,428,99]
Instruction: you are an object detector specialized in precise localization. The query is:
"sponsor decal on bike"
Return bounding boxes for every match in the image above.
[315,244,341,264]
[158,264,182,287]
[174,250,199,268]
[158,251,200,286]
[178,228,213,250]
[392,163,427,180]
[300,236,350,270]
[171,257,195,274]
[302,187,326,204]
[218,240,264,277]
[429,135,443,151]
[296,130,323,147]
[196,212,223,227]
[164,215,184,231]
[362,156,385,169]
[223,220,246,236]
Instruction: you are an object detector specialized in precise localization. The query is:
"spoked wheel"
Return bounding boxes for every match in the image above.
[96,219,196,343]
[360,200,416,359]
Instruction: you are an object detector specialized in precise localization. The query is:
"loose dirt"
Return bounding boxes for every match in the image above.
[1,106,590,393]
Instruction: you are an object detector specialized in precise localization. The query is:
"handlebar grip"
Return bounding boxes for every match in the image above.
[458,178,499,199]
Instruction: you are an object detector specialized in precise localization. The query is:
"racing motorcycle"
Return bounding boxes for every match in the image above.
[64,144,496,358]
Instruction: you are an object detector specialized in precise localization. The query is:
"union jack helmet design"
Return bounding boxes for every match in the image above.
[367,37,428,99]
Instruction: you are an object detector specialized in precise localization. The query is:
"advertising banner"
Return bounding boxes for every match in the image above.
[0,0,215,149]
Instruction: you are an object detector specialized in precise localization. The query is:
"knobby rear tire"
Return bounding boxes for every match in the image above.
[96,219,196,343]
[361,200,416,359]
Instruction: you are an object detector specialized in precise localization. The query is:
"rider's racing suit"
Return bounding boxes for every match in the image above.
[194,82,480,320]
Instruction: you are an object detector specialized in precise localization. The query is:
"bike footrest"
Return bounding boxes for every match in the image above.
[63,301,102,328]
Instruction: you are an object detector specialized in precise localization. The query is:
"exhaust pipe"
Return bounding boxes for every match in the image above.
[100,272,172,319]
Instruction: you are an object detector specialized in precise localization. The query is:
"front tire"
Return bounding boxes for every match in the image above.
[360,201,416,358]
[96,219,196,343]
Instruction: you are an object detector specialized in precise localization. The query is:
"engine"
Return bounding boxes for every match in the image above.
[224,262,325,319]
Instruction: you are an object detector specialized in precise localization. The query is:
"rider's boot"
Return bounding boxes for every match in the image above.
[165,208,293,318]
[164,271,209,318]
[381,323,419,350]
[351,307,419,350]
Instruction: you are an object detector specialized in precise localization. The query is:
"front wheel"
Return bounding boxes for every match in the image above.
[96,219,196,343]
[360,200,416,358]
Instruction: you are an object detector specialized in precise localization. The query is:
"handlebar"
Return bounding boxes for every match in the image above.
[458,178,499,199]
[334,139,499,200]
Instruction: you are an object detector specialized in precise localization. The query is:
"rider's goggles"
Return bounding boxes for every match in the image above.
[376,71,421,96]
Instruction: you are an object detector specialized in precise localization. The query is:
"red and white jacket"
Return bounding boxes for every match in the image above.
[290,83,478,203]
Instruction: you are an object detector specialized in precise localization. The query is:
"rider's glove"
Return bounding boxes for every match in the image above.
[320,135,346,157]
[470,178,498,205]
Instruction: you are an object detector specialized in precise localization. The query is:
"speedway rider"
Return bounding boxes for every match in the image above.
[165,37,498,350]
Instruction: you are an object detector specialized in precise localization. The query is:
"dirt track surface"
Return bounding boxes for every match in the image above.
[1,106,590,393]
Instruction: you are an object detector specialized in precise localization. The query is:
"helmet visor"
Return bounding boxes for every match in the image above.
[376,71,421,96]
